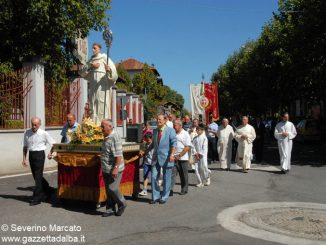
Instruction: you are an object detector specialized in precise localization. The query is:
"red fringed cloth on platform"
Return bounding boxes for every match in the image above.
[56,152,140,203]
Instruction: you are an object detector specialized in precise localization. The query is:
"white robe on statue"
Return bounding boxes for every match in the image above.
[274,121,297,171]
[217,125,234,169]
[235,124,256,169]
[79,53,118,125]
[192,133,211,184]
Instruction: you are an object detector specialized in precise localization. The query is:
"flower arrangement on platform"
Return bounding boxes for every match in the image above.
[67,118,104,144]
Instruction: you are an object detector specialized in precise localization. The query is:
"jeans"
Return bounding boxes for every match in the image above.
[151,163,173,202]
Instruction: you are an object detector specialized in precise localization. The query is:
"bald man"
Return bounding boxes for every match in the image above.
[22,117,56,206]
[217,118,234,170]
[234,116,256,173]
[60,114,80,143]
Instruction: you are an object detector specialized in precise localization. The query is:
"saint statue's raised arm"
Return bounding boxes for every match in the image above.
[79,43,118,125]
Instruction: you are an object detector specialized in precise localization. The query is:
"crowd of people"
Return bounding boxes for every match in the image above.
[21,112,297,217]
[138,112,297,205]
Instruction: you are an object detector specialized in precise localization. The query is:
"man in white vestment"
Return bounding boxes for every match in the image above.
[235,116,256,173]
[192,124,211,186]
[188,118,199,169]
[189,118,199,140]
[274,112,297,174]
[217,118,234,171]
[79,43,118,125]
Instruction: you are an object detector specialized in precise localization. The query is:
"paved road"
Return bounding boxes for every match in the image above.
[0,141,325,245]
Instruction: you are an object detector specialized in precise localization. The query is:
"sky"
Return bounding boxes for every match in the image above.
[88,0,279,111]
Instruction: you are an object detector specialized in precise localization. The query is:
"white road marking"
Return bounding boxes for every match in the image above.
[0,169,57,179]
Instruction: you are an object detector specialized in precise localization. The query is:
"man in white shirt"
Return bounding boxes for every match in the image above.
[22,117,56,206]
[171,119,192,195]
[274,112,297,174]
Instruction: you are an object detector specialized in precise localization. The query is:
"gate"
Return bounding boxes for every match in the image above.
[0,67,33,129]
[45,78,82,126]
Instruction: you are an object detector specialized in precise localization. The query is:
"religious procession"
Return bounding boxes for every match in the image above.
[18,39,299,217]
[1,1,325,244]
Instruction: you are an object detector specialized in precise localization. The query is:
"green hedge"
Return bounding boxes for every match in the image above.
[5,120,24,129]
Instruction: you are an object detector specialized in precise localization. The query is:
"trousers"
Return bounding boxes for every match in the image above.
[102,171,126,210]
[151,163,173,202]
[171,160,189,193]
[29,151,51,201]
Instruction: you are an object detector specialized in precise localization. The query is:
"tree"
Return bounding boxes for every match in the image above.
[211,0,326,117]
[0,0,112,82]
[125,65,185,119]
[116,66,132,91]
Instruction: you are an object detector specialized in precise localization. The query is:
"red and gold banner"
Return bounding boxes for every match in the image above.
[190,82,219,124]
[204,82,219,122]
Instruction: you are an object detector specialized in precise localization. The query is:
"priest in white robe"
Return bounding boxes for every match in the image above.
[217,118,234,170]
[235,116,256,173]
[274,112,297,174]
[79,43,118,125]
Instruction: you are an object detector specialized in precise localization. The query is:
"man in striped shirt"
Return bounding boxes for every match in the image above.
[100,119,126,217]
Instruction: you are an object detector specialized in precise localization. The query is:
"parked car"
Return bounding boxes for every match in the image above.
[295,119,320,142]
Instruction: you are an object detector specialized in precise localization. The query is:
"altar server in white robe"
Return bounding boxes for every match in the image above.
[235,116,256,173]
[217,118,234,170]
[192,124,211,187]
[79,43,118,125]
[274,112,297,174]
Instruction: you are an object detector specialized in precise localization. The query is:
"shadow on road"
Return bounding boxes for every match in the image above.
[52,199,104,215]
[0,194,31,203]
[257,138,326,167]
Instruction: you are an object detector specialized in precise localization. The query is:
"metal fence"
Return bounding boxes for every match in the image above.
[45,78,83,126]
[0,67,33,129]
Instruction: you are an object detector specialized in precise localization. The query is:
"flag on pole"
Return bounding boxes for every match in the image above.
[190,84,205,122]
[190,82,219,124]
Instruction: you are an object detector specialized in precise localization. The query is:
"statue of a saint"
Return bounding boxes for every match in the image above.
[79,43,118,125]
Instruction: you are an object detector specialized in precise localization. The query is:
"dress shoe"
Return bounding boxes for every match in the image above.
[29,200,41,206]
[149,199,159,204]
[115,204,127,216]
[180,191,187,195]
[159,199,167,204]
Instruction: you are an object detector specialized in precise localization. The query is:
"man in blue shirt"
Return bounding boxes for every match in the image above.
[207,117,219,164]
[60,114,80,143]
